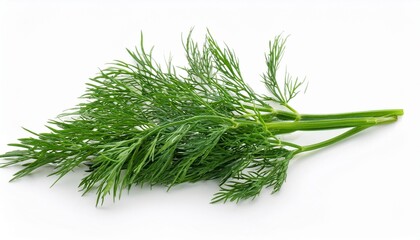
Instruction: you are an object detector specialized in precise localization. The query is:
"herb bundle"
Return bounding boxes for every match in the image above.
[0,31,403,205]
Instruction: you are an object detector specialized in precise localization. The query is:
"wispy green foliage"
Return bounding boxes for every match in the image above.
[0,30,403,205]
[262,34,306,116]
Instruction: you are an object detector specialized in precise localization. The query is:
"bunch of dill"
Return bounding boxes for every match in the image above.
[0,31,403,205]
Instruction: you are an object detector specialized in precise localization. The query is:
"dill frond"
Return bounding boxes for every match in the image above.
[0,30,403,205]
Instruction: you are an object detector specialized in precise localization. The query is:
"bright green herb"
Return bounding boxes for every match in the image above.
[0,31,403,205]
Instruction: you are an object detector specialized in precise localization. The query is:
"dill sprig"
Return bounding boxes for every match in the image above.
[0,30,403,205]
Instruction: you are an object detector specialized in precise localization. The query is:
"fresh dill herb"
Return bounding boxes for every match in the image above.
[0,30,403,205]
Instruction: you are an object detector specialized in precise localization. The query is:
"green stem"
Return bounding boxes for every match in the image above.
[299,109,404,120]
[266,115,397,134]
[283,104,301,120]
[296,126,370,153]
[266,109,403,157]
[242,104,273,113]
[281,141,302,149]
[271,109,403,121]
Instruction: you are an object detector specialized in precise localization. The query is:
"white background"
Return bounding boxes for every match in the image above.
[1,0,419,239]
